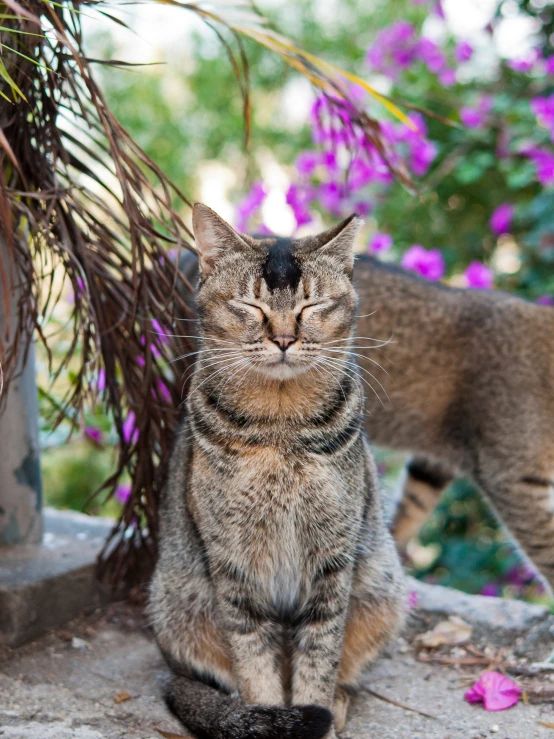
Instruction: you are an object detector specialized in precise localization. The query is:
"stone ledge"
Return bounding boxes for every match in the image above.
[0,507,113,647]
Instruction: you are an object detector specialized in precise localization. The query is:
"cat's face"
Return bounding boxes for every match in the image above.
[192,204,361,381]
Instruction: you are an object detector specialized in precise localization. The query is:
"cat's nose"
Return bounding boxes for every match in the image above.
[270,335,297,352]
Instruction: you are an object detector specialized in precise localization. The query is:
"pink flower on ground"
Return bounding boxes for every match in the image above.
[465,672,521,711]
[406,590,418,609]
[490,203,513,235]
[536,295,554,306]
[84,426,103,445]
[369,233,393,254]
[115,484,131,504]
[401,245,445,281]
[465,262,494,289]
[122,411,139,445]
[455,41,473,63]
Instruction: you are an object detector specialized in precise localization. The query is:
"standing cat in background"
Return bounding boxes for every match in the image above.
[177,245,554,591]
[150,205,405,739]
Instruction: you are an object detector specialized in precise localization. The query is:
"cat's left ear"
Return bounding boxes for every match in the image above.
[193,203,250,276]
[313,214,363,277]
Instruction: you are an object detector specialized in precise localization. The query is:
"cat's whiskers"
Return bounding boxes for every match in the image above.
[171,346,243,365]
[181,354,246,401]
[324,354,391,404]
[317,355,388,408]
[321,348,392,380]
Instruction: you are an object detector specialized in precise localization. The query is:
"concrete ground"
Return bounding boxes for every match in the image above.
[1,583,554,739]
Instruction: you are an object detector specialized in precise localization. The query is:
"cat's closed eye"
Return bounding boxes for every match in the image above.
[229,300,268,322]
[296,301,334,321]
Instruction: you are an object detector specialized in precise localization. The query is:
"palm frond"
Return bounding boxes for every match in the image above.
[0,0,415,588]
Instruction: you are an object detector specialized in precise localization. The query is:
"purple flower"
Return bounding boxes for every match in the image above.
[465,262,494,289]
[84,426,103,445]
[369,233,393,254]
[365,21,418,78]
[481,583,500,597]
[353,200,372,217]
[439,68,456,87]
[536,295,554,306]
[490,203,513,235]
[140,335,161,361]
[286,184,314,228]
[455,41,473,63]
[122,411,139,445]
[508,49,540,73]
[317,182,343,217]
[410,138,437,176]
[152,319,169,344]
[545,56,554,75]
[417,38,446,73]
[531,94,554,139]
[401,245,445,281]
[115,483,131,504]
[465,672,521,712]
[96,368,106,393]
[460,107,486,129]
[525,147,554,186]
[156,380,172,404]
[235,181,267,232]
[295,151,319,177]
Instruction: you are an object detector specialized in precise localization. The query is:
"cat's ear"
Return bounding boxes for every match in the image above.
[311,214,363,277]
[193,203,249,276]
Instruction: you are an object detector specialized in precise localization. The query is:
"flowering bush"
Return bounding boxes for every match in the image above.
[235,5,554,304]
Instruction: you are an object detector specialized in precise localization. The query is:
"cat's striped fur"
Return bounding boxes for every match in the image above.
[175,244,554,592]
[149,205,405,739]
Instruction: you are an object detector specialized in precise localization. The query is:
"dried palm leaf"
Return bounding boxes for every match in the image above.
[0,0,414,589]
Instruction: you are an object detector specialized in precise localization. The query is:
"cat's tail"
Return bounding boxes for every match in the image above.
[164,673,332,739]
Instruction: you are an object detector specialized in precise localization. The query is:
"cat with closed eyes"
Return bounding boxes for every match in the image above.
[149,204,406,739]
[176,235,554,593]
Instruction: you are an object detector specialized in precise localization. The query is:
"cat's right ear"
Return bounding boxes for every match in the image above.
[192,203,249,276]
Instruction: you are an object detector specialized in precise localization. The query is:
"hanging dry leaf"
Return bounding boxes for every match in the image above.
[113,690,132,704]
[416,616,472,648]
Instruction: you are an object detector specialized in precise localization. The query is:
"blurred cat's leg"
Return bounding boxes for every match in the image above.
[391,457,453,547]
[477,467,554,592]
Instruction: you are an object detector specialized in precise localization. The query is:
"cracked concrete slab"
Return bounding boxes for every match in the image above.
[0,588,553,739]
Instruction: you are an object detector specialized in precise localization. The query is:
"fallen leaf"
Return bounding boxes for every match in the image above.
[538,721,554,729]
[465,671,521,711]
[157,730,194,739]
[113,690,132,704]
[417,616,472,648]
[71,637,88,650]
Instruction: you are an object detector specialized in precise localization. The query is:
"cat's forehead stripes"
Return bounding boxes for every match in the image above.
[261,237,302,293]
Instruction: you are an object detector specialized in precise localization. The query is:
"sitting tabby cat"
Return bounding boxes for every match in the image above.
[176,237,554,591]
[149,205,406,739]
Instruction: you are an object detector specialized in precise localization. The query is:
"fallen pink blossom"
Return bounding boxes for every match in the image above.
[464,671,521,711]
